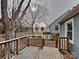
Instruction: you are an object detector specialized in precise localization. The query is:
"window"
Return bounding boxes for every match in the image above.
[41,27,44,31]
[55,25,59,30]
[35,27,38,30]
[65,18,74,44]
[67,23,72,40]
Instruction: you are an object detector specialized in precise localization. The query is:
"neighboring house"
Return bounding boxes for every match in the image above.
[33,22,52,39]
[48,10,71,33]
[33,23,40,32]
[59,4,79,59]
[43,32,52,39]
[33,22,46,32]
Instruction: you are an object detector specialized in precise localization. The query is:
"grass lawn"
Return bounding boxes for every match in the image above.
[0,32,27,42]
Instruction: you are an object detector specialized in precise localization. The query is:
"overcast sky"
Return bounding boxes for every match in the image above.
[0,0,79,26]
[35,0,79,25]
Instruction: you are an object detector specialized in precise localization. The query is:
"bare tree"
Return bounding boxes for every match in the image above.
[0,0,32,58]
[0,0,31,40]
[22,3,49,32]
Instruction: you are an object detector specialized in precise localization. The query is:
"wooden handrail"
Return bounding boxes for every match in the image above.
[58,37,69,52]
[0,36,28,59]
[0,36,27,44]
[0,35,44,59]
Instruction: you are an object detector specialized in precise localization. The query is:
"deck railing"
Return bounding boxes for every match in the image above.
[58,37,69,52]
[0,36,44,59]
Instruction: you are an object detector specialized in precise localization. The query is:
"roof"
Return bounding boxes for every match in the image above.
[48,10,71,27]
[59,4,79,24]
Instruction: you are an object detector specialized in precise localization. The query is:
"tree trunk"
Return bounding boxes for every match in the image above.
[1,0,16,40]
[1,0,15,58]
[5,29,16,40]
[30,26,34,33]
[3,29,16,58]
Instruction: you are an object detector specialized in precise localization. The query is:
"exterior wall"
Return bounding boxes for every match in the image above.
[60,14,79,59]
[49,24,60,33]
[48,10,71,33]
[60,23,65,36]
[70,14,79,59]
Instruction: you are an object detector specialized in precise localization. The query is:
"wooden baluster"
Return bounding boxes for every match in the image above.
[59,37,60,50]
[62,38,63,50]
[67,37,69,51]
[58,37,60,51]
[64,38,65,50]
[11,42,13,57]
[16,39,19,55]
[8,42,10,59]
[0,44,2,59]
[13,41,15,55]
[27,38,29,47]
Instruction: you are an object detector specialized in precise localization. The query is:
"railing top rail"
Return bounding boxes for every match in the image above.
[0,36,27,45]
[59,37,68,39]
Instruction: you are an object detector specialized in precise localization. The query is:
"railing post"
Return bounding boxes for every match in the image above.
[40,39,44,49]
[55,33,59,48]
[0,44,2,59]
[58,37,70,52]
[27,38,29,47]
[59,37,61,51]
[67,37,70,52]
[16,39,19,55]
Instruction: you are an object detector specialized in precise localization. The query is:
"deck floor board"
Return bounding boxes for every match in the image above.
[11,46,64,59]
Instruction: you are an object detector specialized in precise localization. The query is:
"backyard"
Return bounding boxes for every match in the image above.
[0,0,78,59]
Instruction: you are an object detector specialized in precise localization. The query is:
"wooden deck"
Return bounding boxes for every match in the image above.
[11,46,64,59]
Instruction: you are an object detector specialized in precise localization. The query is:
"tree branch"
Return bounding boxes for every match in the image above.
[13,0,25,20]
[31,5,40,27]
[24,19,32,27]
[14,0,31,30]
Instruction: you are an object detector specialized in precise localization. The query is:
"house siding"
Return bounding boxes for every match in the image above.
[70,14,79,59]
[49,24,60,33]
[60,14,79,59]
[60,23,65,36]
[48,10,71,33]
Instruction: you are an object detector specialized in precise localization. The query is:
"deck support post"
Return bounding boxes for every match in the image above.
[0,44,2,59]
[40,39,44,49]
[27,38,29,47]
[16,39,19,55]
[55,33,59,48]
